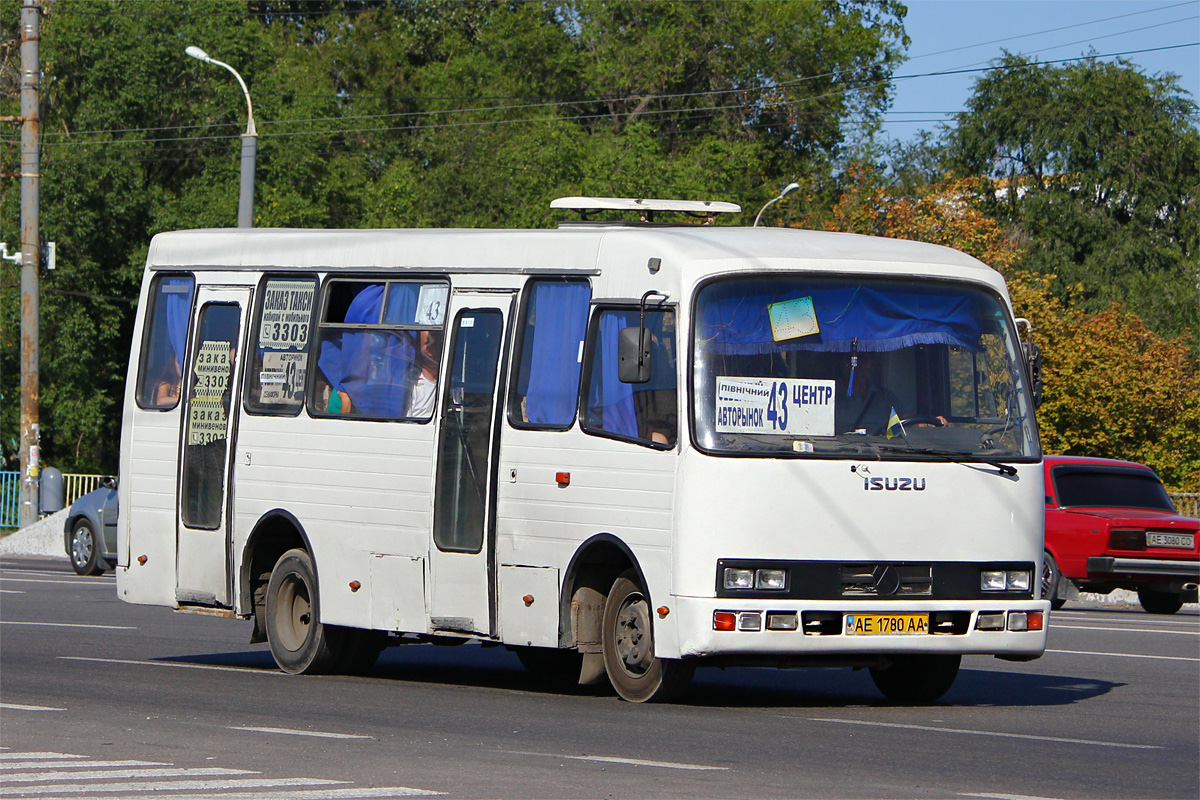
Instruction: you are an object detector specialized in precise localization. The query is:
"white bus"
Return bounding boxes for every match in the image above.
[116,198,1047,703]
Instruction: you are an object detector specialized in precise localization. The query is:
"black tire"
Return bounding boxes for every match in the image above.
[264,549,344,674]
[869,654,961,704]
[601,571,694,703]
[1137,587,1183,615]
[1042,551,1066,610]
[514,646,586,690]
[68,520,106,576]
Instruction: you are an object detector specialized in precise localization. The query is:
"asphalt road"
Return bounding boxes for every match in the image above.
[2,555,1197,800]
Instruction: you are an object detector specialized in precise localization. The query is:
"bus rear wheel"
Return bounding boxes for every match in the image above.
[869,654,961,704]
[265,549,343,674]
[601,571,694,703]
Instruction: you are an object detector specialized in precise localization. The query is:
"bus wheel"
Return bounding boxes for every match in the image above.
[265,549,343,674]
[601,571,694,703]
[869,654,960,704]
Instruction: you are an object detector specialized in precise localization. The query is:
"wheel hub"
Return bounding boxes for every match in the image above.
[614,596,653,676]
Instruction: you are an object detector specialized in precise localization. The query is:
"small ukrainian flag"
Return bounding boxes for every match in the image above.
[886,407,904,440]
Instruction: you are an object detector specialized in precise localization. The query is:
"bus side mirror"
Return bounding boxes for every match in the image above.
[1023,340,1043,409]
[618,326,652,383]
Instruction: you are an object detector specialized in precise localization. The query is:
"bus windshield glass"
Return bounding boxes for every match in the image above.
[692,275,1039,460]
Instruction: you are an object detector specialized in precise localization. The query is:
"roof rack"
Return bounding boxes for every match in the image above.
[551,196,742,225]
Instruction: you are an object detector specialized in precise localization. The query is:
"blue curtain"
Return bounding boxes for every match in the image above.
[587,312,638,438]
[164,277,195,366]
[699,283,985,355]
[317,284,417,417]
[524,282,590,425]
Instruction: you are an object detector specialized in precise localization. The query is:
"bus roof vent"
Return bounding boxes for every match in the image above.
[551,196,742,226]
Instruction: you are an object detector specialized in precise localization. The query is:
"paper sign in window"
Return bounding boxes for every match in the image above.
[715,377,835,436]
[768,296,819,341]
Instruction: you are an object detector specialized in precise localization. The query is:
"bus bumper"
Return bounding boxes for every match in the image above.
[670,597,1050,661]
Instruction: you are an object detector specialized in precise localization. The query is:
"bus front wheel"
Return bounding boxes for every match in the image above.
[265,549,343,674]
[869,654,960,704]
[601,571,694,703]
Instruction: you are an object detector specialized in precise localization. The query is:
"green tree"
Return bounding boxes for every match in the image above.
[945,53,1200,341]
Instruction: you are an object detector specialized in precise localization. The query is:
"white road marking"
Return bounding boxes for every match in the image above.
[0,589,25,594]
[0,754,81,761]
[507,750,728,771]
[0,777,334,797]
[1,622,136,631]
[17,789,441,800]
[0,704,66,713]
[0,761,165,771]
[1051,624,1199,635]
[230,726,373,740]
[961,793,1070,800]
[2,767,255,783]
[1047,648,1199,662]
[809,718,1160,750]
[58,657,280,676]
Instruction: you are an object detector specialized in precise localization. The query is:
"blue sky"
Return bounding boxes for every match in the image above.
[881,0,1200,141]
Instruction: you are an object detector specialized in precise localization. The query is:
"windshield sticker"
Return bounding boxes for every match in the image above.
[768,296,819,341]
[716,377,835,436]
[258,280,314,350]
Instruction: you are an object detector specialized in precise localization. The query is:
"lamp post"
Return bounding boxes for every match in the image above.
[753,182,800,227]
[186,46,256,228]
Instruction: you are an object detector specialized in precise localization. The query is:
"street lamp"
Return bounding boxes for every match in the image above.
[186,46,257,228]
[753,182,800,227]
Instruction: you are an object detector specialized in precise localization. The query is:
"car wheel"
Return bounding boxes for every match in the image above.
[1042,551,1066,610]
[264,549,345,674]
[869,654,961,704]
[1137,587,1183,615]
[602,571,694,703]
[68,520,106,576]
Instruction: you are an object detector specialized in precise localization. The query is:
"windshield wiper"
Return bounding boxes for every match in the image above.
[875,445,1018,476]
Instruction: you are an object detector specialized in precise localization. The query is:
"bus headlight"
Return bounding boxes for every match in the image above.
[981,569,1031,591]
[723,568,755,590]
[755,569,788,590]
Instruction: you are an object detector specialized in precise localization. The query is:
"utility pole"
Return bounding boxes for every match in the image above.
[18,1,41,527]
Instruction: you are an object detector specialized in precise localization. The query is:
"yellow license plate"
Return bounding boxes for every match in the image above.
[844,613,929,635]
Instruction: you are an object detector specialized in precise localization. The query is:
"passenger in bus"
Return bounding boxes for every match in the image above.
[405,330,442,418]
[153,355,182,405]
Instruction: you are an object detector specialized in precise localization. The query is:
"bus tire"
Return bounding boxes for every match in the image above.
[869,654,960,704]
[601,571,694,703]
[334,627,387,675]
[265,548,343,674]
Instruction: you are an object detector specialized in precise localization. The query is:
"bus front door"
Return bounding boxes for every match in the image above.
[175,288,249,607]
[429,294,513,636]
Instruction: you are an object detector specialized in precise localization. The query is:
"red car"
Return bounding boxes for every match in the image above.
[1043,455,1199,614]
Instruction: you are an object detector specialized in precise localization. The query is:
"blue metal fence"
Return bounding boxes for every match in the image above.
[1,471,19,529]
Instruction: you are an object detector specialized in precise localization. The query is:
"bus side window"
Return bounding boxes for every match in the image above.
[244,277,316,416]
[582,307,677,447]
[509,279,591,428]
[136,274,195,410]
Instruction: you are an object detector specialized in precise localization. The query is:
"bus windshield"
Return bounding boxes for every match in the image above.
[692,275,1039,460]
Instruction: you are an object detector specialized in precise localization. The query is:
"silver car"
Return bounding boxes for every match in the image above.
[64,477,117,576]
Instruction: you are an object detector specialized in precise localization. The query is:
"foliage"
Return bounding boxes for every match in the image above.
[0,0,908,471]
[945,53,1200,342]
